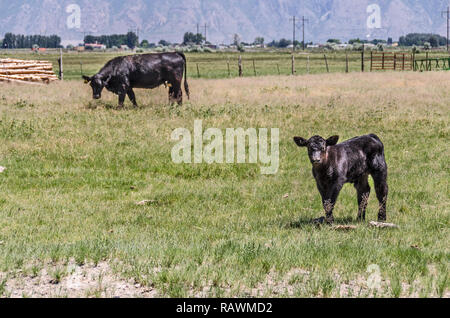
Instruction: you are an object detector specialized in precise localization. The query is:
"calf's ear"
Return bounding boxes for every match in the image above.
[82,75,91,84]
[326,135,339,146]
[293,137,308,147]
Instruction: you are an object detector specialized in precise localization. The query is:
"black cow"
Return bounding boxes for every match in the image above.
[293,134,388,224]
[83,52,189,107]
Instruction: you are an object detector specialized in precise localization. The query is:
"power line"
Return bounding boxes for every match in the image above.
[442,6,449,52]
[289,16,296,52]
[204,24,208,43]
[300,16,309,50]
[291,16,309,51]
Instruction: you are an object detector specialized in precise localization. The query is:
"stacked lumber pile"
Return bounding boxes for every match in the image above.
[0,58,58,85]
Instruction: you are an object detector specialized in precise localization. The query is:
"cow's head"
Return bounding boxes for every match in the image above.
[83,74,111,99]
[293,135,339,165]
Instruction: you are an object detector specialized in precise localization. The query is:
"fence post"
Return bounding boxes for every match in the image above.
[370,51,373,71]
[425,52,429,71]
[252,59,256,76]
[307,55,310,74]
[323,54,329,73]
[361,44,365,72]
[227,60,230,77]
[277,64,280,75]
[58,48,63,80]
[345,53,348,73]
[382,52,385,70]
[402,53,405,70]
[238,55,243,77]
[196,63,200,78]
[412,51,416,71]
[291,54,295,75]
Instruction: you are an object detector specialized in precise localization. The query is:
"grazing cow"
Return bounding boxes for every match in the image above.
[293,134,388,224]
[83,52,189,107]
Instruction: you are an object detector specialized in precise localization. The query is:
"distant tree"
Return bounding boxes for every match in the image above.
[1,33,61,48]
[327,39,341,44]
[126,31,139,49]
[371,39,386,45]
[278,38,291,48]
[267,38,292,48]
[387,37,393,45]
[428,36,438,48]
[158,39,170,46]
[183,32,204,45]
[233,34,241,46]
[349,38,361,44]
[140,39,150,48]
[398,33,446,47]
[254,37,264,47]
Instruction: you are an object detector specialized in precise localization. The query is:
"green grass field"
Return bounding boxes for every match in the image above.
[0,53,448,297]
[1,49,449,80]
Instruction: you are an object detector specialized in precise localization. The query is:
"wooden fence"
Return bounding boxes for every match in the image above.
[370,52,413,71]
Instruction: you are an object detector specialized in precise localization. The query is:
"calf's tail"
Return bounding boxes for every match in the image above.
[177,52,190,99]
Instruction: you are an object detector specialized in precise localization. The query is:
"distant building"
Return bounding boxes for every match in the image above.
[85,43,106,50]
[31,47,46,52]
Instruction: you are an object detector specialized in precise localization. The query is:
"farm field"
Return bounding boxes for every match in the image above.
[1,49,449,80]
[0,68,449,297]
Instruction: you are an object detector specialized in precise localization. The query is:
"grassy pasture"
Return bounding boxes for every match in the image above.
[0,67,449,297]
[1,49,449,80]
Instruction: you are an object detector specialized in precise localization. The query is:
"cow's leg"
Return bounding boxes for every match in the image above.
[167,77,183,105]
[127,88,138,107]
[320,182,343,224]
[354,175,370,221]
[372,170,388,222]
[118,93,126,108]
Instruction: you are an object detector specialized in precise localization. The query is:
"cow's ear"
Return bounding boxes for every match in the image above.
[82,75,91,84]
[326,135,339,146]
[293,137,308,147]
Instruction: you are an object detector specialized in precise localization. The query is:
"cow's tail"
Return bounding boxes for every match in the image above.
[177,52,190,99]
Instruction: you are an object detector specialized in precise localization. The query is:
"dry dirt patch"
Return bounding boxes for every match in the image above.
[1,261,158,298]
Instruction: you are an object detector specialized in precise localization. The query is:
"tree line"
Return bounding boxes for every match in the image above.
[398,33,447,47]
[83,32,139,49]
[1,33,61,49]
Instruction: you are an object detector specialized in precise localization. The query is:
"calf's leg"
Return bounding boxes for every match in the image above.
[354,175,371,221]
[320,183,343,224]
[372,171,388,221]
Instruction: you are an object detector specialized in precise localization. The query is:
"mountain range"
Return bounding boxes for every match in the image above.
[0,0,448,45]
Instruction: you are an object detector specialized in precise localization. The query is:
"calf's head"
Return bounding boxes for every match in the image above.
[83,74,111,99]
[293,135,339,165]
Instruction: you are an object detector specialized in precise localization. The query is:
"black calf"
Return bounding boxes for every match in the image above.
[293,134,388,224]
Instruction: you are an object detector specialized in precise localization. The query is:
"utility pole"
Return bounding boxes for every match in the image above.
[289,16,296,52]
[301,16,309,50]
[204,24,208,44]
[442,6,450,52]
[80,31,92,43]
[196,23,200,35]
